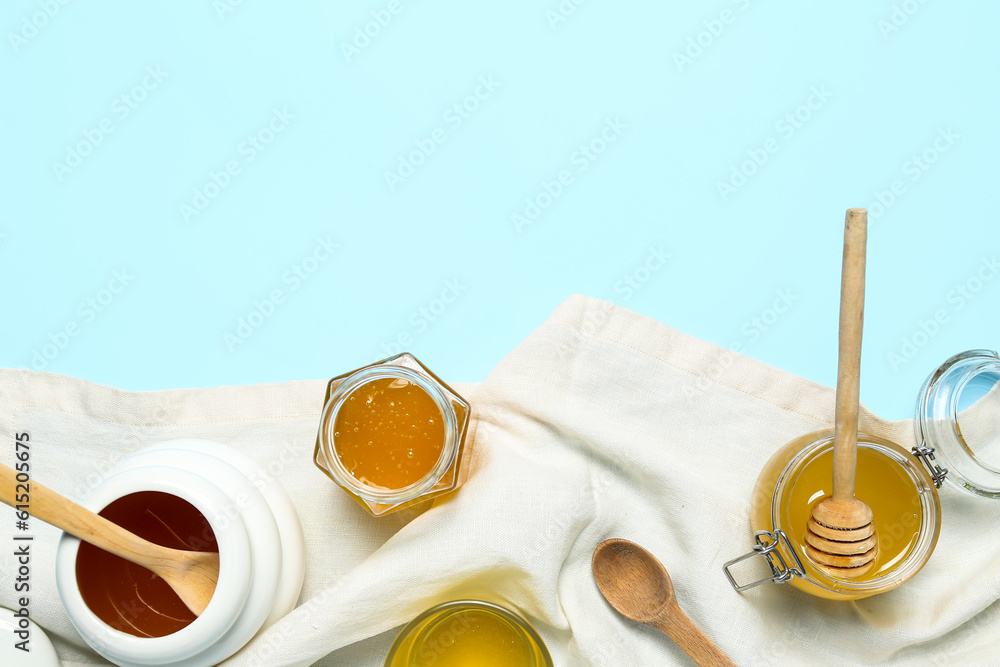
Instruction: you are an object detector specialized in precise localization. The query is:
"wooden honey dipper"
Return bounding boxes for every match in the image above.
[803,208,877,578]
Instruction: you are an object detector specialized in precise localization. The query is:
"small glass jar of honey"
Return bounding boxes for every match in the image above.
[725,349,1000,599]
[384,600,553,667]
[314,353,472,516]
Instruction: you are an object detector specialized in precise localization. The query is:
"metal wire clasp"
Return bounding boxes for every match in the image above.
[723,529,805,592]
[912,442,948,488]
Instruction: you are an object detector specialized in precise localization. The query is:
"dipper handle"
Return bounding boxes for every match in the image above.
[832,208,867,502]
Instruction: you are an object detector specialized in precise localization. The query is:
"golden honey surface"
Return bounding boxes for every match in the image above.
[396,608,540,667]
[789,447,922,582]
[334,377,444,490]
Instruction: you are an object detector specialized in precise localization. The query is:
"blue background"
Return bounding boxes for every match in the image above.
[2,0,997,420]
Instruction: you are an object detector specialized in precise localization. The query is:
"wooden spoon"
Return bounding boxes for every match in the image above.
[0,463,219,616]
[804,208,878,578]
[592,539,736,667]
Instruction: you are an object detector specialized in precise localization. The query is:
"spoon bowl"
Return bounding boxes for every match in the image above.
[592,538,675,623]
[592,539,735,667]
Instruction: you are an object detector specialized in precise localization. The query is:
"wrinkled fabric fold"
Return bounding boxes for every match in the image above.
[1,294,997,666]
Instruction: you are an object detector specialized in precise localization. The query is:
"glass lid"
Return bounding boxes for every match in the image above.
[915,349,1000,498]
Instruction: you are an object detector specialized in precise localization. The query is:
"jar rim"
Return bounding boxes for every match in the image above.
[317,364,458,504]
[771,430,941,595]
[916,349,1000,498]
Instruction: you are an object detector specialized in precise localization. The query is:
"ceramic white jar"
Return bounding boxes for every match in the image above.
[55,439,305,667]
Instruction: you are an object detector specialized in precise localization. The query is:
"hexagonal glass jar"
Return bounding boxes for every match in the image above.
[313,353,472,516]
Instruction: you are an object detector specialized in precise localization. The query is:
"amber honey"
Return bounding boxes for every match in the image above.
[333,377,445,491]
[315,354,472,516]
[787,446,922,583]
[76,491,218,637]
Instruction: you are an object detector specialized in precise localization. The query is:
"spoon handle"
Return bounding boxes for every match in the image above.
[653,602,736,667]
[0,463,178,575]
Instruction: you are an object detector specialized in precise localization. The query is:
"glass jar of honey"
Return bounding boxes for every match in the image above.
[314,353,472,516]
[384,600,553,667]
[727,429,940,600]
[724,349,1000,599]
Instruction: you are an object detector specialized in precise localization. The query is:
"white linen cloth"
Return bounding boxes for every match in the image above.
[2,294,999,666]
